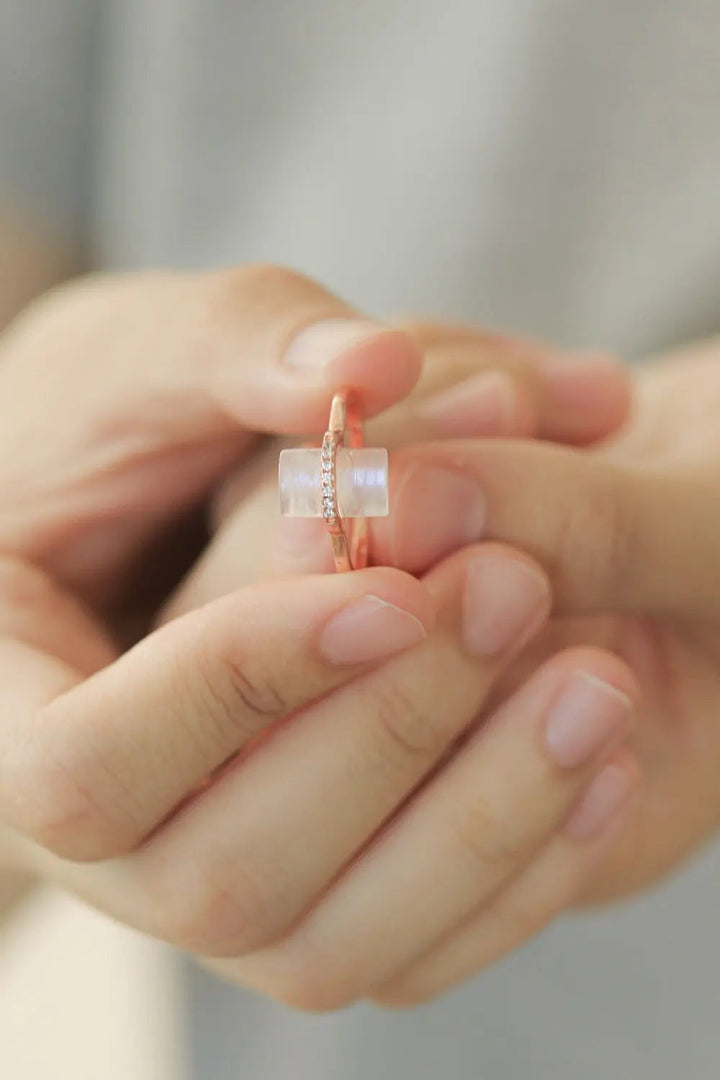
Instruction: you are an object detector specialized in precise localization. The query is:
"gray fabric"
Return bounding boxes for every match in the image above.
[91,0,720,355]
[0,0,99,247]
[183,841,720,1080]
[2,2,720,1077]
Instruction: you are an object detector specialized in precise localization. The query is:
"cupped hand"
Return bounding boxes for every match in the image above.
[168,334,720,1009]
[0,267,635,1013]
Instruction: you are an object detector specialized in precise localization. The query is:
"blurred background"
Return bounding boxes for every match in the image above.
[2,2,720,1077]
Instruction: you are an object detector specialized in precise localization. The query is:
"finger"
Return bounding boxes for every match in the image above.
[179,413,693,610]
[126,543,550,959]
[170,367,633,612]
[165,327,630,597]
[0,267,421,592]
[367,324,631,446]
[370,749,641,1008]
[192,337,630,586]
[6,542,551,956]
[0,567,435,862]
[230,647,637,1011]
[365,439,720,620]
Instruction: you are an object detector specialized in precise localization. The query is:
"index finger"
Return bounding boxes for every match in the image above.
[0,266,421,594]
[0,566,435,863]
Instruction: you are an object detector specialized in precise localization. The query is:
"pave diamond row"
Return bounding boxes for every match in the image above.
[321,433,339,525]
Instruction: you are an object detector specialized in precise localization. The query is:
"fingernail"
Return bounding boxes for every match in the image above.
[319,594,427,665]
[544,673,633,769]
[462,555,550,657]
[284,319,384,375]
[392,465,487,568]
[417,371,520,437]
[540,351,624,408]
[564,760,638,840]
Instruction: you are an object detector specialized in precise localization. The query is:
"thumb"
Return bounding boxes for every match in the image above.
[0,265,421,593]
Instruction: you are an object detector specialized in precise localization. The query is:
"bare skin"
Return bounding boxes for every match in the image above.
[2,257,714,1010]
[167,330,720,1006]
[0,262,635,1013]
[0,211,76,918]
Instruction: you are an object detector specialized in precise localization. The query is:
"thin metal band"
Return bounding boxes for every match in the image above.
[321,388,369,572]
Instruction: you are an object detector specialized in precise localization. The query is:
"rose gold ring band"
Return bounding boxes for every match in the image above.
[321,387,369,573]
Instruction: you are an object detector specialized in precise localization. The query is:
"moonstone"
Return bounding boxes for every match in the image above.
[279,448,389,517]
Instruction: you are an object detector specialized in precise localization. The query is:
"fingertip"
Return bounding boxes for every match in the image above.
[325,327,423,418]
[349,564,438,638]
[369,452,488,574]
[237,320,423,435]
[413,541,552,658]
[548,645,641,703]
[416,370,538,440]
[540,352,633,444]
[564,747,641,841]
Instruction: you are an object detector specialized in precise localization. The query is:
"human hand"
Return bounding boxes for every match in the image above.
[157,323,652,1010]
[168,320,629,598]
[167,333,720,1009]
[0,268,635,1014]
[331,337,720,1006]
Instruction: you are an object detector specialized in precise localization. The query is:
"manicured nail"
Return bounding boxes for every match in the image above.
[392,465,487,567]
[462,555,550,657]
[564,760,638,840]
[284,319,385,374]
[319,594,427,665]
[418,371,519,437]
[544,673,633,768]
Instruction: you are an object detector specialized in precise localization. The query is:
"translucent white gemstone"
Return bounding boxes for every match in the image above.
[279,447,389,517]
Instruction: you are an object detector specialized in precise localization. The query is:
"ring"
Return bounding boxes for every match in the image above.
[321,388,369,572]
[278,387,389,572]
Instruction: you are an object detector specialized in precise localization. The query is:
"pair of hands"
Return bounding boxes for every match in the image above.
[0,264,718,1012]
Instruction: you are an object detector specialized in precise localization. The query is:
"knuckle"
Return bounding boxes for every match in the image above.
[2,744,128,861]
[372,677,450,766]
[446,797,523,871]
[554,465,637,608]
[202,264,320,327]
[594,472,639,603]
[191,645,287,747]
[223,653,289,719]
[145,851,277,957]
